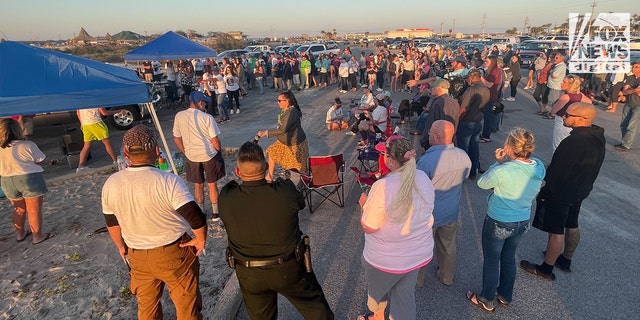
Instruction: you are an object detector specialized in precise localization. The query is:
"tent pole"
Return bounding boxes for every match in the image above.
[145,102,177,174]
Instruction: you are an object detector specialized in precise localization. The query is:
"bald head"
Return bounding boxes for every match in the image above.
[430,120,455,145]
[565,102,596,127]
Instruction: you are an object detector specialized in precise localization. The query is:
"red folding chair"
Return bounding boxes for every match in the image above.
[296,154,345,213]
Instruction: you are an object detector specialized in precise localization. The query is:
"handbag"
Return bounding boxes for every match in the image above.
[492,102,504,114]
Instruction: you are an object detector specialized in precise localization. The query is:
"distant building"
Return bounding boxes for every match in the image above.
[344,32,385,40]
[385,28,434,39]
[228,31,247,41]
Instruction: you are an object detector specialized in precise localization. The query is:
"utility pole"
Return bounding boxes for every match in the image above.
[523,16,529,35]
[452,18,456,37]
[440,22,443,38]
[482,13,486,39]
[588,0,597,32]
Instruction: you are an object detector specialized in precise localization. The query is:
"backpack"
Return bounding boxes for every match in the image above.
[537,63,553,85]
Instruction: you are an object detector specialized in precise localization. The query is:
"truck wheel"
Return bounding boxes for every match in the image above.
[108,105,140,130]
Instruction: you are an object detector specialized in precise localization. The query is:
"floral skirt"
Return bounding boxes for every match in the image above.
[266,140,309,173]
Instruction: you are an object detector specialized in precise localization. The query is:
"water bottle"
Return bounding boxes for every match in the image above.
[117,155,126,171]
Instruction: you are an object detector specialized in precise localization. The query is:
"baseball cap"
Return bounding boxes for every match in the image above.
[190,91,211,103]
[361,84,372,90]
[123,124,157,152]
[384,90,391,98]
[432,79,450,90]
[375,135,404,153]
[375,93,385,100]
[468,69,482,77]
[453,55,467,63]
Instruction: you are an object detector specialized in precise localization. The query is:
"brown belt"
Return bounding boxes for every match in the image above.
[235,251,297,268]
[131,234,187,252]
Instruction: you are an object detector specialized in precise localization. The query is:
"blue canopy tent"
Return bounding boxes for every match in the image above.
[0,40,179,173]
[124,31,217,61]
[0,40,150,117]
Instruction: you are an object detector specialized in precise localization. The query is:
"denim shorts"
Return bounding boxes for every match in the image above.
[1,173,48,200]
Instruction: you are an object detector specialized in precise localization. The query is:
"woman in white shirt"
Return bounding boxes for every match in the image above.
[224,66,241,115]
[0,118,51,244]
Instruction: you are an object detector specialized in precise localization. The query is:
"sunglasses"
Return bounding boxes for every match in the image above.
[562,112,583,118]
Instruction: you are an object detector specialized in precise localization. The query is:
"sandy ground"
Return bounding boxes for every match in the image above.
[0,157,238,319]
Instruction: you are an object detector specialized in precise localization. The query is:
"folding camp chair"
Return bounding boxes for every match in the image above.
[296,154,345,213]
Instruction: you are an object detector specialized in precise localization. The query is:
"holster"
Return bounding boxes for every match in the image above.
[226,247,235,269]
[294,235,312,273]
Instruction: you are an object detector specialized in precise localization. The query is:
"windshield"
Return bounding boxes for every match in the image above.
[522,42,551,50]
[296,45,309,53]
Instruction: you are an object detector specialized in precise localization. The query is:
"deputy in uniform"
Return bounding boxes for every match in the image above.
[219,141,334,320]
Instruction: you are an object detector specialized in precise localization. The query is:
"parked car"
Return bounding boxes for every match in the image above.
[297,43,340,57]
[519,40,565,66]
[217,49,250,61]
[244,45,273,55]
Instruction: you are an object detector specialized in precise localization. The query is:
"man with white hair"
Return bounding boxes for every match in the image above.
[419,79,460,150]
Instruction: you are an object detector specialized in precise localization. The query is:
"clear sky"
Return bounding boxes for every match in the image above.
[0,0,634,41]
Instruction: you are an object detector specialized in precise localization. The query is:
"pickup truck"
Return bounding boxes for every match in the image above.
[244,45,273,56]
[296,43,341,57]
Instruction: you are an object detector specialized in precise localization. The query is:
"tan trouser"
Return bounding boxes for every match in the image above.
[434,222,457,284]
[128,238,202,320]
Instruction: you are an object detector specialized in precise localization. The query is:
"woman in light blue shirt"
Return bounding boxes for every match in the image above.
[467,128,545,312]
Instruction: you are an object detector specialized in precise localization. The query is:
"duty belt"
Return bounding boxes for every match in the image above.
[234,251,296,268]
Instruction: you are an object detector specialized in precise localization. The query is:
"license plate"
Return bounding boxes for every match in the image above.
[523,59,531,65]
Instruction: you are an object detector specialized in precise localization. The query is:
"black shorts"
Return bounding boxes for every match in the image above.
[532,195,583,234]
[185,152,226,184]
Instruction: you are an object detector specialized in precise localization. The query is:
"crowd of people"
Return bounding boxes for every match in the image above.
[3,38,639,319]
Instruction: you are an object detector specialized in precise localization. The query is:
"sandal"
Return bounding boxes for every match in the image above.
[466,291,495,313]
[496,293,510,306]
[17,230,32,242]
[32,232,55,245]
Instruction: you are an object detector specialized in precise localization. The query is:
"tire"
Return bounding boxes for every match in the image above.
[108,105,141,130]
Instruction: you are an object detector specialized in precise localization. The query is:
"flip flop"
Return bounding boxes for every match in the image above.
[466,291,495,313]
[357,312,374,320]
[32,232,55,245]
[17,230,32,242]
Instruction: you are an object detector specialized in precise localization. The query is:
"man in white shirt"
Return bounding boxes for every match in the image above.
[102,124,207,319]
[173,91,226,221]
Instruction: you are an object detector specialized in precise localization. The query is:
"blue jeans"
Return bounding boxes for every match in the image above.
[456,121,482,175]
[482,102,499,139]
[415,111,428,134]
[216,94,230,120]
[621,105,640,148]
[480,216,529,304]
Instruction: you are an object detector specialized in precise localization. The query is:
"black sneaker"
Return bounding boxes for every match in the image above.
[519,260,556,281]
[614,144,630,151]
[211,213,220,222]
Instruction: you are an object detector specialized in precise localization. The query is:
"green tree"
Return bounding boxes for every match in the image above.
[505,27,518,35]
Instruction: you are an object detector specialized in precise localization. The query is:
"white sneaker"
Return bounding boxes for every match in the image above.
[76,166,91,173]
[346,131,356,136]
[235,109,240,114]
[505,97,516,102]
[229,109,234,115]
[211,213,221,222]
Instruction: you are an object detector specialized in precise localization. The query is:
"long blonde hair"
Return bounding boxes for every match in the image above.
[386,138,419,222]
